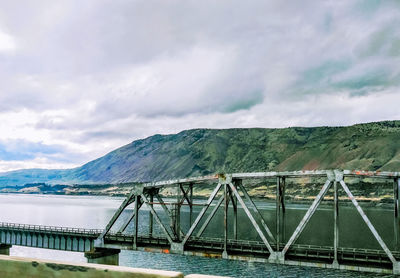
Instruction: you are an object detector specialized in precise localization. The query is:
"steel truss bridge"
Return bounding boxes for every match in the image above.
[1,170,400,274]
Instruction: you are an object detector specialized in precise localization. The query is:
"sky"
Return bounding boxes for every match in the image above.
[0,0,399,172]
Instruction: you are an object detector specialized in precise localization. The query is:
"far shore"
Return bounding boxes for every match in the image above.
[0,184,395,209]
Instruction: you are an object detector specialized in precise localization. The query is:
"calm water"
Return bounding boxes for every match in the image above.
[0,193,396,277]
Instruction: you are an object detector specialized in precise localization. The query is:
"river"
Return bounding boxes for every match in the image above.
[0,193,395,277]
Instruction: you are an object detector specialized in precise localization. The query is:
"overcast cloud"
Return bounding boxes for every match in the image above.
[0,0,399,172]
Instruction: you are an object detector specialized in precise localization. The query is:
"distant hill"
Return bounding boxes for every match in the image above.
[1,121,400,187]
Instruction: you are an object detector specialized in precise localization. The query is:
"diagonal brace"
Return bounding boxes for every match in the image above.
[182,183,222,246]
[229,182,275,255]
[282,179,331,256]
[97,190,136,241]
[141,194,174,244]
[180,184,192,205]
[238,183,276,242]
[155,193,185,237]
[340,180,397,265]
[118,199,144,233]
[196,195,224,237]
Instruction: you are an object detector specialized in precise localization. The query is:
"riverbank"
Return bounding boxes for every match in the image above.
[0,181,395,208]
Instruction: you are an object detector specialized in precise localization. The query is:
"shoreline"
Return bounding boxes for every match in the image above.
[0,190,394,209]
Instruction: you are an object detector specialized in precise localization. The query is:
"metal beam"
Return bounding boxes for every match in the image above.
[238,183,275,242]
[97,192,136,241]
[339,180,397,265]
[282,179,332,256]
[394,178,400,251]
[175,184,181,240]
[229,182,275,255]
[133,195,139,248]
[231,182,238,240]
[189,183,193,226]
[149,194,153,237]
[224,183,228,255]
[277,177,281,251]
[333,181,339,265]
[182,183,222,246]
[86,170,400,191]
[281,177,286,244]
[154,193,185,238]
[140,194,173,244]
[117,199,143,233]
[196,195,224,238]
[180,184,192,205]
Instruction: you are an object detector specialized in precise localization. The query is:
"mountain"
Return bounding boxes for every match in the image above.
[1,120,400,187]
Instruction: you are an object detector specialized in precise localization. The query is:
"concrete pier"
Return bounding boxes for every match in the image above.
[84,248,120,265]
[0,244,11,255]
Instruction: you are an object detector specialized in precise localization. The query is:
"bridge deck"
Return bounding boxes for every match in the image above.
[1,221,396,270]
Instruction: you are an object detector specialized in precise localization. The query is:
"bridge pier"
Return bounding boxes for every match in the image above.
[170,242,184,254]
[84,248,120,265]
[0,244,11,256]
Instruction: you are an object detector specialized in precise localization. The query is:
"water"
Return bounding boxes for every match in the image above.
[0,193,396,277]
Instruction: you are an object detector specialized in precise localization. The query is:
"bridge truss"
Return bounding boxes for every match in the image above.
[96,170,400,274]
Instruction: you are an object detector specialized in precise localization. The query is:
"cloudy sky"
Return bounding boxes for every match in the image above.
[0,0,399,172]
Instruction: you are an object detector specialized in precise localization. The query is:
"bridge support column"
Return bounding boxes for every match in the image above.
[268,252,284,264]
[394,262,400,275]
[170,242,184,254]
[0,244,11,255]
[84,248,120,266]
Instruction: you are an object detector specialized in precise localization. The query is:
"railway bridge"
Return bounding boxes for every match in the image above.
[1,170,400,274]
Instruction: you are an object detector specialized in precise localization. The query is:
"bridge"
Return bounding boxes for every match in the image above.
[1,170,400,274]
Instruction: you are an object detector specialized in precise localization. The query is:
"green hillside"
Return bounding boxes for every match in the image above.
[1,121,400,186]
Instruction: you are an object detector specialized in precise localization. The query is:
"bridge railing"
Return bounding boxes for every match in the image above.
[0,222,103,235]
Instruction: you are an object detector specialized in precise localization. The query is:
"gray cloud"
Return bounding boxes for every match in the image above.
[0,0,399,171]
